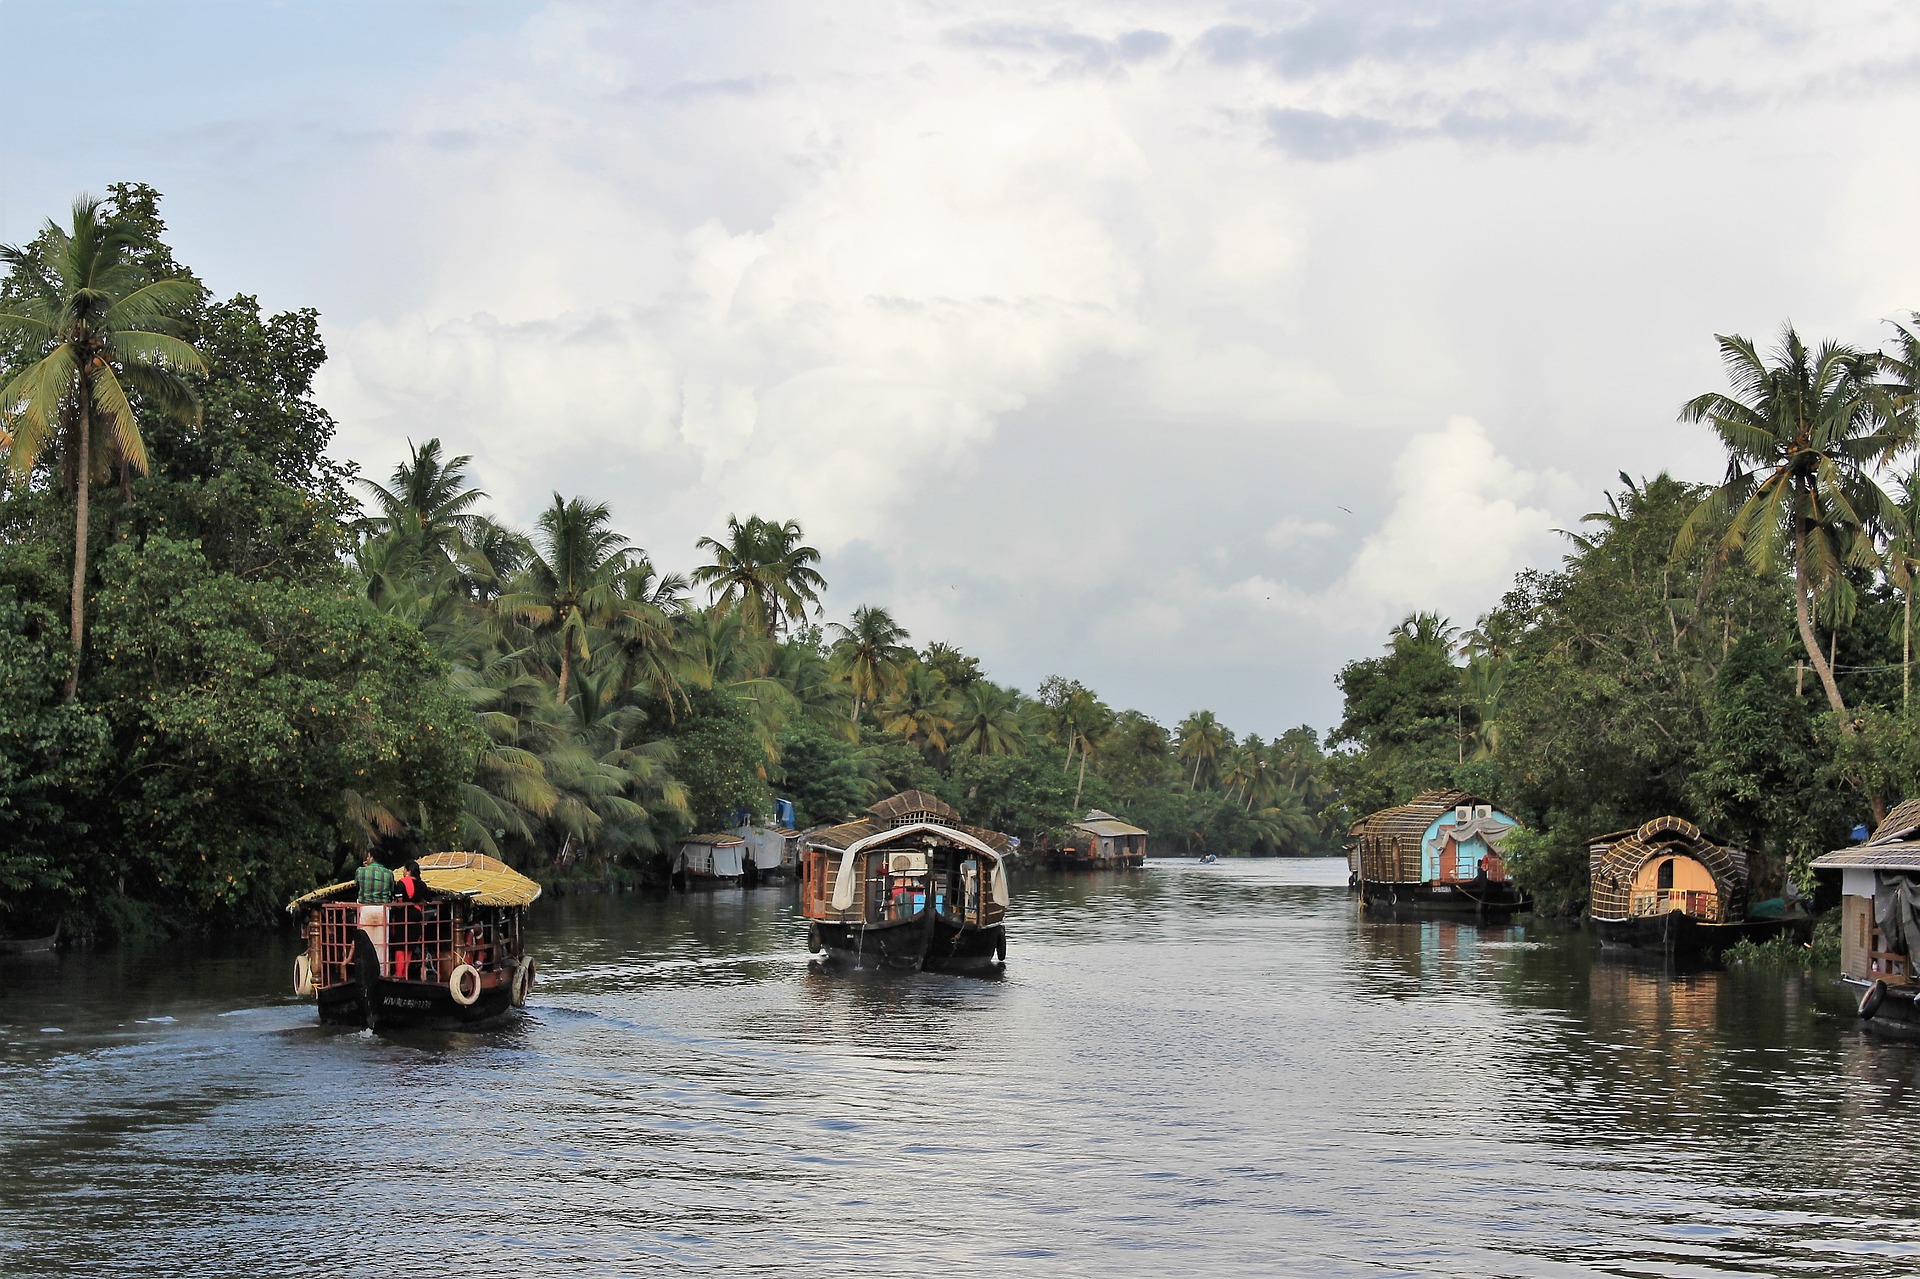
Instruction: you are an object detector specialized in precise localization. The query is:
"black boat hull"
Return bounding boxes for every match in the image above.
[316,979,514,1028]
[812,916,1005,972]
[1359,880,1527,917]
[1593,912,1810,957]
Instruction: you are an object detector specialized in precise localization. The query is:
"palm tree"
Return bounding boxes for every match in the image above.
[827,605,912,721]
[1674,325,1908,714]
[0,195,205,698]
[356,437,486,566]
[952,683,1025,757]
[879,663,957,753]
[692,514,827,637]
[1176,710,1229,789]
[499,494,631,703]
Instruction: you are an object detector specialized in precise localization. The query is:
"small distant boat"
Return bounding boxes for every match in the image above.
[0,922,60,956]
[286,852,541,1028]
[673,832,748,889]
[1589,817,1807,957]
[1196,853,1220,865]
[798,790,1010,971]
[1346,790,1527,917]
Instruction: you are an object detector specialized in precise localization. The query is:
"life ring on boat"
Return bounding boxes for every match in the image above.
[449,963,482,1007]
[509,959,533,1008]
[293,952,316,997]
[1860,979,1888,1020]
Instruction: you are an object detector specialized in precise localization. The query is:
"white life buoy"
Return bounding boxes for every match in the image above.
[449,963,482,1007]
[293,953,316,997]
[510,959,533,1008]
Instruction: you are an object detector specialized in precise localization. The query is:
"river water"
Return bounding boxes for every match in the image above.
[1,857,1916,1277]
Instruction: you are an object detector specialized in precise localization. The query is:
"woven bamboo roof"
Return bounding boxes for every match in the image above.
[867,790,961,825]
[1346,790,1510,884]
[1813,797,1920,871]
[1588,817,1745,922]
[285,851,542,913]
[1077,809,1147,838]
[807,790,1011,854]
[680,832,746,846]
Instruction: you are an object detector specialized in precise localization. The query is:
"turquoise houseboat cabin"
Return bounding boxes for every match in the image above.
[1814,799,1920,1037]
[1346,789,1527,916]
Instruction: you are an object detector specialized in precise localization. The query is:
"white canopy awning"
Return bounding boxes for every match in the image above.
[828,821,1010,911]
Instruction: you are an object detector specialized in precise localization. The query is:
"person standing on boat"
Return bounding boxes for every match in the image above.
[355,850,394,977]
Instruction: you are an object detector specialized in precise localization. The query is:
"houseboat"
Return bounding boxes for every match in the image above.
[736,799,800,884]
[1588,816,1806,956]
[1814,800,1920,1036]
[1049,810,1148,870]
[798,789,1010,971]
[1346,789,1526,916]
[673,832,747,889]
[286,852,540,1029]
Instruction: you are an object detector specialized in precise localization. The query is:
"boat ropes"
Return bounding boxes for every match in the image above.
[286,852,541,1028]
[798,790,1012,971]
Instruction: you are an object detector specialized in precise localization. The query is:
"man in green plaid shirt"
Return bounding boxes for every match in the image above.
[356,851,394,903]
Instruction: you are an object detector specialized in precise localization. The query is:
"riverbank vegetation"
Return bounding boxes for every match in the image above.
[1328,322,1920,915]
[0,187,1339,940]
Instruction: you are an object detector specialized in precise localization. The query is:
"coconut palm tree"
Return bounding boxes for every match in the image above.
[879,663,956,754]
[952,683,1025,757]
[827,605,912,721]
[0,195,205,698]
[498,494,632,703]
[1176,710,1229,789]
[692,514,827,637]
[356,437,487,567]
[1674,324,1909,714]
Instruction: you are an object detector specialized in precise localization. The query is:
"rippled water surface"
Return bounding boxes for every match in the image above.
[4,857,1919,1277]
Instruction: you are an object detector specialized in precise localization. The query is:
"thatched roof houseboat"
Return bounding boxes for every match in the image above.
[1589,816,1805,956]
[1345,789,1525,915]
[287,852,540,1028]
[1814,800,1920,1034]
[798,790,1010,971]
[1051,809,1148,870]
[674,832,747,889]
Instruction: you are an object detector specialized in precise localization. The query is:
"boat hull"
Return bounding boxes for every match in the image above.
[1359,880,1527,917]
[811,916,1005,972]
[316,978,514,1028]
[1593,912,1811,957]
[1843,978,1920,1039]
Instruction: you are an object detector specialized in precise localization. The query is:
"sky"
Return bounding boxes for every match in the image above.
[5,0,1920,736]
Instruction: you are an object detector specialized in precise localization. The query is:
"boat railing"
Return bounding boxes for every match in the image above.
[1629,890,1719,920]
[309,900,514,985]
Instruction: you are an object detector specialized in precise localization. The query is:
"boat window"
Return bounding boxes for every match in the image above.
[1658,859,1674,891]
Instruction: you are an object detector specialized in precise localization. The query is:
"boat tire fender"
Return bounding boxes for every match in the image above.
[1861,979,1888,1020]
[509,959,533,1008]
[807,922,822,954]
[294,952,316,997]
[449,963,482,1007]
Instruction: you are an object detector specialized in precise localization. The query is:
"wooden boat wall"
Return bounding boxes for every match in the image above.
[1588,816,1803,956]
[1051,810,1148,870]
[1346,789,1526,915]
[674,833,748,888]
[1814,800,1920,1036]
[798,790,1010,971]
[286,852,541,1029]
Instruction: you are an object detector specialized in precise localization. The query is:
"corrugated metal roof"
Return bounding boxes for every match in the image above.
[1813,842,1920,871]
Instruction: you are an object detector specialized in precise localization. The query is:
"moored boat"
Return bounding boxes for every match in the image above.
[1346,789,1527,916]
[1588,817,1806,957]
[797,790,1010,971]
[1049,809,1148,870]
[736,800,800,884]
[673,832,748,889]
[1814,800,1920,1037]
[287,852,541,1029]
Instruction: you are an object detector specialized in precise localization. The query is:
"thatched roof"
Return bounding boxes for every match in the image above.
[680,832,745,847]
[1347,790,1486,884]
[1588,817,1746,922]
[285,851,542,913]
[1076,809,1147,838]
[1814,797,1920,872]
[806,790,1011,854]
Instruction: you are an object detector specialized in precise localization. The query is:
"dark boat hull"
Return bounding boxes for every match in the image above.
[1359,880,1527,917]
[316,979,514,1028]
[812,916,1005,972]
[1593,912,1810,957]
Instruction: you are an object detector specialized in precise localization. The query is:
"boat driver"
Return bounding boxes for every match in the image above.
[355,851,395,976]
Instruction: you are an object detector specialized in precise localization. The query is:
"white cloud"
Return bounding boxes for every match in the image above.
[1264,515,1338,550]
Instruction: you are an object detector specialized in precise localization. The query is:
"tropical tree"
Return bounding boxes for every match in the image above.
[1674,325,1909,714]
[952,683,1025,758]
[0,195,205,697]
[499,494,631,702]
[1177,710,1229,789]
[356,437,486,566]
[879,663,957,754]
[1890,465,1920,710]
[692,514,827,637]
[827,605,912,721]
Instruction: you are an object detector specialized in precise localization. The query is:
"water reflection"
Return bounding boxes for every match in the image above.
[3,858,1920,1277]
